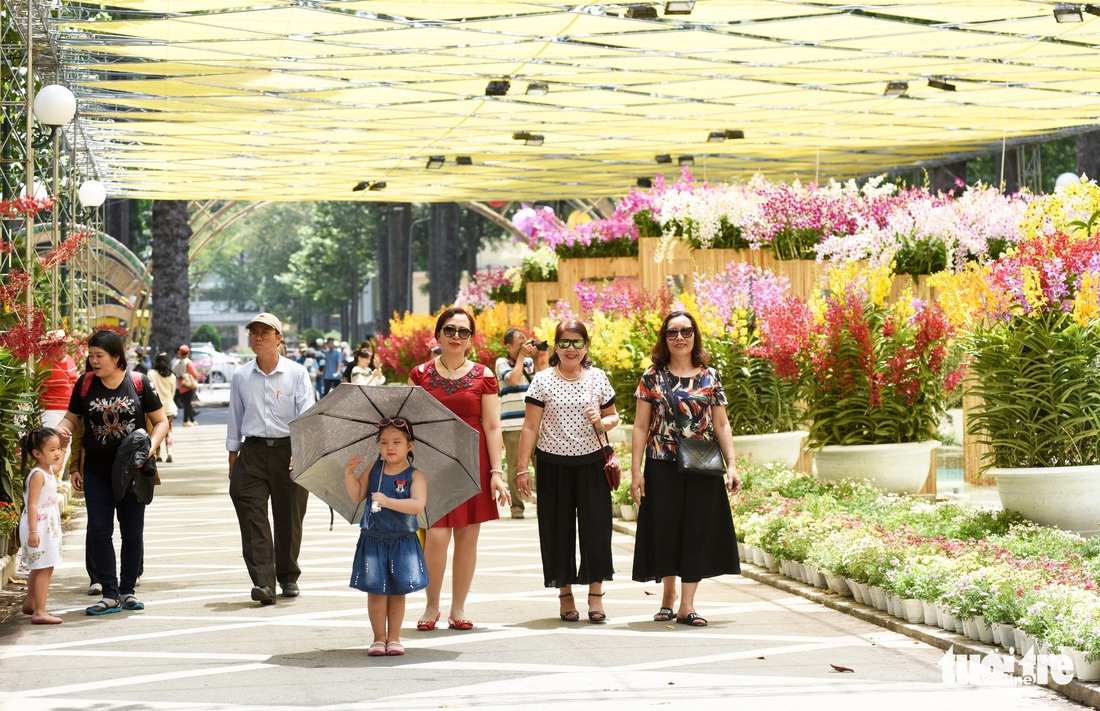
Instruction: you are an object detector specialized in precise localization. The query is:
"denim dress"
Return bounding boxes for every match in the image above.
[349,461,428,595]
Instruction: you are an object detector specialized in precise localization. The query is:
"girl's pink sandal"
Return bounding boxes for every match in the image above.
[367,641,387,656]
[385,641,405,656]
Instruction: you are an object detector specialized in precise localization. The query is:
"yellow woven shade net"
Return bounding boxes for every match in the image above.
[60,0,1100,201]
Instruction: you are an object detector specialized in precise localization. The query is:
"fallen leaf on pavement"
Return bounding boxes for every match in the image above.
[830,664,855,673]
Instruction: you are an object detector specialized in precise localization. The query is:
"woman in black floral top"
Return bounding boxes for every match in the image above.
[630,311,740,627]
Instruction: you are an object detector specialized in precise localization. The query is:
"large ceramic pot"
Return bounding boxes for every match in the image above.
[988,465,1100,536]
[813,440,939,494]
[731,430,808,468]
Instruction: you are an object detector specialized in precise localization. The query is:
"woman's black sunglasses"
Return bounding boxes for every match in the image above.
[441,325,473,339]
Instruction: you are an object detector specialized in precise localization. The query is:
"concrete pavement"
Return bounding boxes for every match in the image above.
[0,414,1084,710]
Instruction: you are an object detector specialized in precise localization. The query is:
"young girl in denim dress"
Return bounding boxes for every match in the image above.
[345,418,428,656]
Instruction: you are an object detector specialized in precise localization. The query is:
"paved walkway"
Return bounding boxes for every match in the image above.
[0,416,1083,710]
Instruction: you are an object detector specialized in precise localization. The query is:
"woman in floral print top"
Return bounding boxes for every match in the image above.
[630,310,741,628]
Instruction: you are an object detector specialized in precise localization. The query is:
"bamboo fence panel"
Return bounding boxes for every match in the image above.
[525,281,560,329]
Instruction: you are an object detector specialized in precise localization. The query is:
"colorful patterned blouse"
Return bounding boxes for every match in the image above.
[634,365,727,461]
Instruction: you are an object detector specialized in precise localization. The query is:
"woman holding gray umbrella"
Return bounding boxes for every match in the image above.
[409,307,510,631]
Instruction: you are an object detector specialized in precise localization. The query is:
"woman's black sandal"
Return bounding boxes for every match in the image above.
[653,607,674,622]
[676,612,708,627]
[587,592,607,623]
[559,593,579,622]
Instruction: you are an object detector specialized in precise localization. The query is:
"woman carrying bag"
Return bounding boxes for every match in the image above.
[630,310,740,628]
[516,319,619,623]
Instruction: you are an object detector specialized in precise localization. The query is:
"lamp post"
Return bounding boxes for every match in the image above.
[33,84,77,324]
[77,180,106,331]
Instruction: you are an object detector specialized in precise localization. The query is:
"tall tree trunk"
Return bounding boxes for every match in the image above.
[994,147,1020,194]
[1078,130,1100,181]
[387,204,411,320]
[929,160,967,197]
[150,200,192,356]
[376,212,391,334]
[429,202,461,312]
[463,206,483,277]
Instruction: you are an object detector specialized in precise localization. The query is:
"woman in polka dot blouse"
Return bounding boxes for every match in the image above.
[515,319,619,623]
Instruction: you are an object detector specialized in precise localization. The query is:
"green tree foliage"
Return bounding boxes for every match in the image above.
[279,201,382,337]
[191,324,221,350]
[190,202,312,315]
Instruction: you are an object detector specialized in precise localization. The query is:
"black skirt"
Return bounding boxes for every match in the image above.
[534,453,614,588]
[632,456,740,584]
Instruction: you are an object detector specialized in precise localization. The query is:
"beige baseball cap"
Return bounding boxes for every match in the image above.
[247,312,282,334]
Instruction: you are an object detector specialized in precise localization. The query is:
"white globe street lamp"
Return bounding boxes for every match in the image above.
[32,84,76,127]
[1055,172,1082,192]
[78,180,107,207]
[18,182,49,200]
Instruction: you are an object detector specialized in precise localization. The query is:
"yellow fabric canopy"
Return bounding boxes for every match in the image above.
[58,0,1100,201]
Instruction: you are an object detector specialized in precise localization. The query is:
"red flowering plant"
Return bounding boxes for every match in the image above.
[931,224,1100,469]
[376,306,512,381]
[688,262,812,435]
[797,262,964,448]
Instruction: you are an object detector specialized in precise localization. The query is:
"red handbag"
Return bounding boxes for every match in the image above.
[596,426,622,491]
[588,374,621,490]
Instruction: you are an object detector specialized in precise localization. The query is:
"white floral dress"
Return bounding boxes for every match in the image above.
[19,467,62,569]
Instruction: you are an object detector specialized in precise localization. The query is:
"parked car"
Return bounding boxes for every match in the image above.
[189,342,240,384]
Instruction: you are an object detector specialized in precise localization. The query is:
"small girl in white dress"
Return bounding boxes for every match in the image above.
[19,427,65,624]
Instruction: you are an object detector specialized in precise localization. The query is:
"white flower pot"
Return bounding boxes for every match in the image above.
[1065,648,1100,681]
[922,601,939,627]
[858,582,872,602]
[993,622,1015,650]
[826,575,852,597]
[620,504,638,522]
[973,617,994,644]
[890,594,905,618]
[902,598,924,624]
[737,542,747,562]
[940,609,956,631]
[813,440,940,494]
[989,464,1100,536]
[847,578,865,604]
[763,552,779,573]
[813,570,828,589]
[752,547,767,567]
[963,618,979,640]
[731,430,808,468]
[869,586,888,610]
[1012,627,1032,655]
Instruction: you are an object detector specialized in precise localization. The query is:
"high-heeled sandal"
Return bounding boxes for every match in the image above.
[587,592,607,623]
[559,592,579,622]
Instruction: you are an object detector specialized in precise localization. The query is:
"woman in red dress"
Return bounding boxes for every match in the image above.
[409,307,509,630]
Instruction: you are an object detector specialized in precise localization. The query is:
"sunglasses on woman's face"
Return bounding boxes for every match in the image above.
[665,327,695,340]
[441,325,473,339]
[555,338,586,350]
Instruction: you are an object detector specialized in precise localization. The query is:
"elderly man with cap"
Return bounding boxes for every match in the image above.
[226,312,316,605]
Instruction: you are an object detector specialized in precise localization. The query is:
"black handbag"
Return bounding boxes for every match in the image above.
[662,369,726,477]
[676,437,726,477]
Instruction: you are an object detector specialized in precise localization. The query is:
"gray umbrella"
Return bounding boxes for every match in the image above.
[289,384,481,527]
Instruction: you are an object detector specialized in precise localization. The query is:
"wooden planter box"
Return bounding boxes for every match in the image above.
[525,281,560,329]
[557,257,640,313]
[639,237,693,293]
[691,248,760,278]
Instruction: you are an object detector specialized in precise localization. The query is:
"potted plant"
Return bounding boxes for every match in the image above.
[931,227,1100,533]
[611,474,633,519]
[790,262,962,493]
[688,263,810,466]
